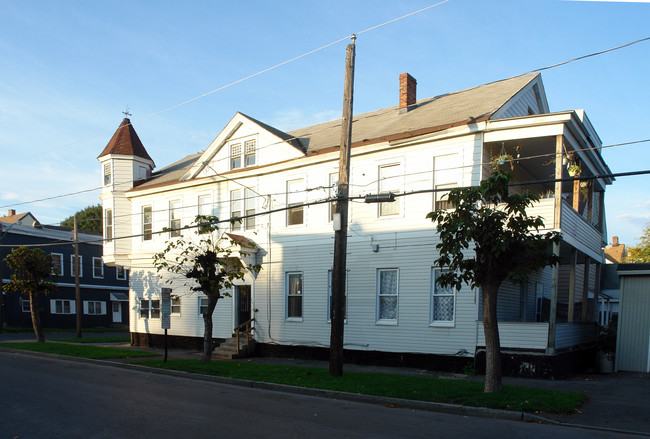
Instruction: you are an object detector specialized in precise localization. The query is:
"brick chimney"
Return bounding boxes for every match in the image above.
[612,236,619,246]
[7,209,16,216]
[399,73,417,109]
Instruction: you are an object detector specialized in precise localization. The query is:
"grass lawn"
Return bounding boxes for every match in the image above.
[134,359,585,414]
[51,337,131,344]
[0,342,156,359]
[1,327,128,333]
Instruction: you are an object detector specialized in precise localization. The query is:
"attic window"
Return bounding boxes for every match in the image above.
[230,138,257,170]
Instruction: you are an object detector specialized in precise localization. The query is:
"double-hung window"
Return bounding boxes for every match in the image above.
[116,266,127,280]
[378,164,401,216]
[198,195,212,234]
[199,297,209,316]
[230,139,257,170]
[92,257,104,279]
[51,253,63,276]
[287,179,305,226]
[104,209,113,242]
[142,205,153,241]
[377,269,398,323]
[21,299,30,313]
[51,299,74,315]
[171,297,181,315]
[85,301,105,315]
[230,190,242,231]
[433,154,458,211]
[140,299,160,319]
[244,188,255,230]
[169,201,181,237]
[70,255,83,278]
[103,163,111,185]
[286,272,303,319]
[431,269,456,326]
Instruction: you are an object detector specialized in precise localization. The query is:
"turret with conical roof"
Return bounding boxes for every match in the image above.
[98,118,154,267]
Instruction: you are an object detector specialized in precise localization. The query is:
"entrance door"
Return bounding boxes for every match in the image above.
[112,302,122,323]
[235,286,251,327]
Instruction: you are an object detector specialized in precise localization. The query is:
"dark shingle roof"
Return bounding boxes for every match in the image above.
[130,74,538,191]
[98,118,154,163]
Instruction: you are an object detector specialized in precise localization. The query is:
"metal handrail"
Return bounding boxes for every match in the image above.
[234,318,255,356]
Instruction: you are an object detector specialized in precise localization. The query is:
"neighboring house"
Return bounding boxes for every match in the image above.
[604,235,627,264]
[0,210,130,328]
[99,73,613,377]
[599,263,620,327]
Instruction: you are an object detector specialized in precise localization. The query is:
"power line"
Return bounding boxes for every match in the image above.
[3,168,649,248]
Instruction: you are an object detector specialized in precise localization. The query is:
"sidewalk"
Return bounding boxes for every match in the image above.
[3,332,649,436]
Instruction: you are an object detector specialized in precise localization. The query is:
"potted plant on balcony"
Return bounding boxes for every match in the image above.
[568,164,581,177]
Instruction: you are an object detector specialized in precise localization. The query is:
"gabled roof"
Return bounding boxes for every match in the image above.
[0,212,41,228]
[98,118,154,164]
[129,74,541,192]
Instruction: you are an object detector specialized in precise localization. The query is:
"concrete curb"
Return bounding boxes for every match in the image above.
[2,347,649,437]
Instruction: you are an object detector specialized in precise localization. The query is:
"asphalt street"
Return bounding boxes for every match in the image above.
[1,351,646,439]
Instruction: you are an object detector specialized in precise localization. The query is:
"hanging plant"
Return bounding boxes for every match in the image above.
[568,164,581,177]
[491,154,514,170]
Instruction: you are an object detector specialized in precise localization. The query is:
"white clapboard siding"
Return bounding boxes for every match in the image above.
[477,322,549,350]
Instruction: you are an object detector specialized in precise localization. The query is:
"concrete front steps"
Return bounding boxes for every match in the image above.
[212,335,255,360]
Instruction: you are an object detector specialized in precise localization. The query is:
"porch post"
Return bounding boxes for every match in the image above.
[582,256,591,322]
[594,262,602,323]
[568,248,577,322]
[547,135,563,353]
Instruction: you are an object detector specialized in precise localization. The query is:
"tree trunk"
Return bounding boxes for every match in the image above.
[482,282,502,392]
[200,294,219,363]
[29,292,45,343]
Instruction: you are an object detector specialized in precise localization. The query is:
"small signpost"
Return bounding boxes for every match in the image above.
[161,288,172,362]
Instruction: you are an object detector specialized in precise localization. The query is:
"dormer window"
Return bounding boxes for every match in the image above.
[230,138,256,169]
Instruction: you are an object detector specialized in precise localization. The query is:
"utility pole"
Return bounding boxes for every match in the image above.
[74,215,82,338]
[329,35,356,377]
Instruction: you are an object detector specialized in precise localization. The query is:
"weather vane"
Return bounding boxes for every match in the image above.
[122,106,132,118]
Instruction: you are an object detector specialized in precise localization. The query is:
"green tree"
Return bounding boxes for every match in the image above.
[624,222,650,263]
[60,204,102,233]
[427,171,561,393]
[153,216,260,363]
[3,247,58,342]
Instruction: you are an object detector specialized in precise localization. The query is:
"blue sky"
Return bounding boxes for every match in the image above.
[1,0,649,246]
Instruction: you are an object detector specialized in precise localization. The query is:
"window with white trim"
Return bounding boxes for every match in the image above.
[230,189,242,231]
[140,299,160,319]
[51,299,75,315]
[431,269,456,326]
[169,200,181,237]
[51,253,63,276]
[21,298,30,313]
[171,296,181,315]
[142,205,153,241]
[70,255,83,278]
[378,164,401,216]
[327,270,347,322]
[198,194,212,234]
[244,188,255,230]
[103,163,111,185]
[84,301,106,315]
[433,154,458,211]
[199,297,209,316]
[377,269,398,323]
[287,179,305,226]
[116,266,127,280]
[230,138,257,170]
[286,272,303,319]
[92,257,104,279]
[105,209,113,242]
